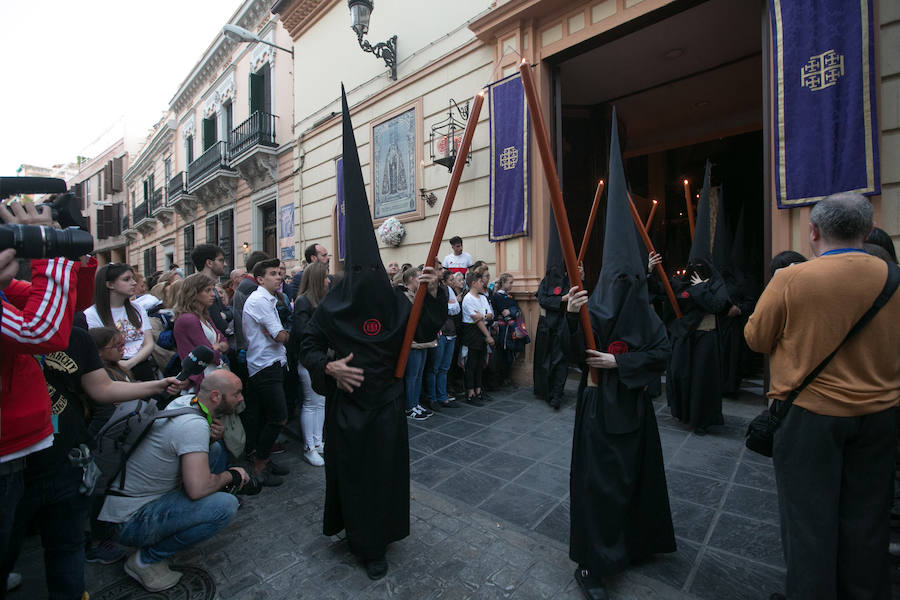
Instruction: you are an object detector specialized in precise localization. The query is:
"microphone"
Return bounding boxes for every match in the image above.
[176,346,215,382]
[0,177,67,199]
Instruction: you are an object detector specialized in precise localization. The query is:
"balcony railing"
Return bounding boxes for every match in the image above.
[133,201,148,224]
[229,111,277,158]
[167,171,185,204]
[149,188,163,214]
[187,141,231,188]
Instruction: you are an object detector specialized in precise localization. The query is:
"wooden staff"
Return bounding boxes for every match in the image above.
[683,178,695,239]
[519,59,598,383]
[644,199,658,233]
[627,191,682,319]
[576,179,604,264]
[394,90,486,378]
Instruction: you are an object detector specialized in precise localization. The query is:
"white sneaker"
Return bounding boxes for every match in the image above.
[6,573,22,591]
[124,551,182,592]
[303,447,325,467]
[314,443,325,456]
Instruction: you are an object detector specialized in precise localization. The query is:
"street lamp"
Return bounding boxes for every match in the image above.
[222,24,294,56]
[347,0,398,80]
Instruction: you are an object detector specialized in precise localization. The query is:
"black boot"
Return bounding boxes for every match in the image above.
[574,566,607,600]
[365,556,388,580]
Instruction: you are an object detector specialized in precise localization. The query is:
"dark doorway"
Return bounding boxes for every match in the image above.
[261,202,277,259]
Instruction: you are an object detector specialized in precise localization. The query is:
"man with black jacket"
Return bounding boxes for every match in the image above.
[190,244,232,338]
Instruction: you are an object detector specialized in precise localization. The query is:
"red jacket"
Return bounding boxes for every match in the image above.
[0,257,95,458]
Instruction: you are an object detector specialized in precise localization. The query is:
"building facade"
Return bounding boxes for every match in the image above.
[269,0,898,380]
[123,0,294,281]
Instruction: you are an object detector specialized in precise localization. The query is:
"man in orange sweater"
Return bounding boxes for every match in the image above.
[745,193,900,600]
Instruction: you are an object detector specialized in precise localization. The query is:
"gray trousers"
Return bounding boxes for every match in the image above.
[773,404,896,600]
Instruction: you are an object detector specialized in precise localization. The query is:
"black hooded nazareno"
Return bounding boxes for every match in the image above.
[533,210,571,406]
[666,160,730,430]
[298,86,446,561]
[567,107,675,578]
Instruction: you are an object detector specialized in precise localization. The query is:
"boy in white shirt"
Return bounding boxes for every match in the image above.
[460,270,494,405]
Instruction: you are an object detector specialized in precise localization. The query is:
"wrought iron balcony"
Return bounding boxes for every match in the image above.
[187,141,233,189]
[229,111,277,158]
[133,201,148,224]
[149,188,163,214]
[121,214,130,232]
[167,172,185,205]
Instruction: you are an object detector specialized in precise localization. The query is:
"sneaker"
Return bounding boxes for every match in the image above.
[415,404,433,418]
[124,551,182,592]
[314,443,325,456]
[256,470,284,487]
[303,447,325,467]
[270,442,287,455]
[409,406,431,421]
[85,539,127,564]
[465,394,485,407]
[6,573,22,592]
[265,458,290,476]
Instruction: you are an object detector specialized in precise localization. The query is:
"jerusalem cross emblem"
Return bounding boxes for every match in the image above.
[801,49,845,91]
[499,146,519,171]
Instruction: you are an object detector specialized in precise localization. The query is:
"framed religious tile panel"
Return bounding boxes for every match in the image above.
[370,100,424,225]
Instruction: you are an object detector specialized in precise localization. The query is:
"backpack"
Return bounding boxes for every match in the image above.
[92,398,197,495]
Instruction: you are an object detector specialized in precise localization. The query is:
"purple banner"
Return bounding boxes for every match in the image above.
[489,73,530,241]
[336,157,346,262]
[770,0,880,207]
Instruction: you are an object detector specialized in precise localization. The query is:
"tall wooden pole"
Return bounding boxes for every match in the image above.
[519,59,599,383]
[577,179,604,264]
[627,192,682,319]
[394,90,486,378]
[683,178,695,239]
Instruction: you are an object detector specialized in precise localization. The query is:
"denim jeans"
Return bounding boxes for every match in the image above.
[404,348,428,411]
[113,442,236,564]
[1,463,89,600]
[425,336,456,403]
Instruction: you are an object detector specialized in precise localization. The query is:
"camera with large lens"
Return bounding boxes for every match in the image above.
[0,176,94,259]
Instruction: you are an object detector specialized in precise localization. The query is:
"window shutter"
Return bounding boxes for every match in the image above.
[206,216,217,245]
[184,225,195,275]
[97,208,106,239]
[104,162,113,196]
[72,182,84,210]
[111,157,123,192]
[218,209,234,271]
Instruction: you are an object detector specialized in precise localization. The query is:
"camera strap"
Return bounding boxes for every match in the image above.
[775,261,900,419]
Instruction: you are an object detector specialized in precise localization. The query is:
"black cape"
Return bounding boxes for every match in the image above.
[667,162,729,429]
[569,108,675,576]
[533,212,571,402]
[298,87,446,560]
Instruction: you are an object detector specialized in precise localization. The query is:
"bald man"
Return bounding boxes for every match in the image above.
[97,371,249,592]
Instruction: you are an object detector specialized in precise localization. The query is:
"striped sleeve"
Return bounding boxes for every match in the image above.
[1,258,78,353]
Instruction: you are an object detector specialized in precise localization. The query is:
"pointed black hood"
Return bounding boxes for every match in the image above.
[712,188,732,274]
[589,107,666,353]
[688,160,713,267]
[537,210,569,301]
[310,86,411,387]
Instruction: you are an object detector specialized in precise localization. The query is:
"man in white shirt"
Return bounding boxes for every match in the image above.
[241,258,291,485]
[442,236,474,275]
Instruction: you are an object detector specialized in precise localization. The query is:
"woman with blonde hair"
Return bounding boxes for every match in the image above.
[288,261,330,465]
[173,273,228,391]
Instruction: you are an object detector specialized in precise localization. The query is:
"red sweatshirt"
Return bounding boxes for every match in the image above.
[0,257,91,458]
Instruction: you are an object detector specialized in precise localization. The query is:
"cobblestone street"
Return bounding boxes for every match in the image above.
[13,377,788,599]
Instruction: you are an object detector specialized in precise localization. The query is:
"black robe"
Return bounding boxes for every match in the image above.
[666,275,730,429]
[532,275,570,401]
[298,287,446,560]
[718,275,757,397]
[568,316,675,576]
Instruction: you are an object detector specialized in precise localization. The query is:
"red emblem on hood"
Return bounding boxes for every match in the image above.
[553,286,562,295]
[607,341,629,355]
[680,291,690,298]
[363,319,382,336]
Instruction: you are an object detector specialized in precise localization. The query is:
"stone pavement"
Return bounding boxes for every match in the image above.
[12,376,790,599]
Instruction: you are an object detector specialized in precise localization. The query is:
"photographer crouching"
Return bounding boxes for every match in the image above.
[97,370,249,593]
[0,197,96,600]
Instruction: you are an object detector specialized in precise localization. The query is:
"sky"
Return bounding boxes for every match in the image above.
[0,0,243,176]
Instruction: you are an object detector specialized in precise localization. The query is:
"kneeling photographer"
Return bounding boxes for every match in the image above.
[97,370,250,593]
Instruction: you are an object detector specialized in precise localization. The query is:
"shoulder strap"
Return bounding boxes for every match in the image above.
[782,262,900,410]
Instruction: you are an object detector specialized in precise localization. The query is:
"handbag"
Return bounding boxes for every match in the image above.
[746,262,899,457]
